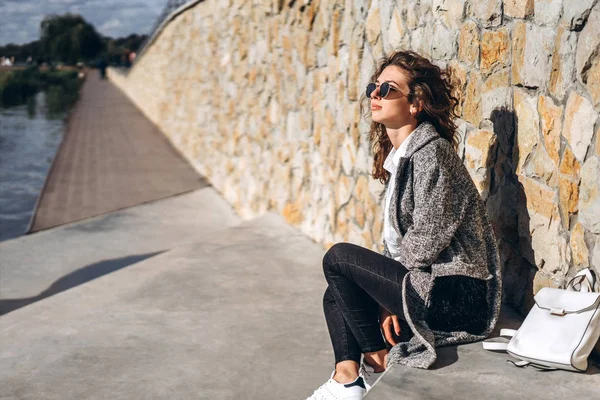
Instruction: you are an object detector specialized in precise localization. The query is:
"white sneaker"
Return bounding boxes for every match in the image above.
[358,361,385,392]
[305,371,366,400]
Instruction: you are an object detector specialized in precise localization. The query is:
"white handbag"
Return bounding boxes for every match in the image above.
[484,268,600,372]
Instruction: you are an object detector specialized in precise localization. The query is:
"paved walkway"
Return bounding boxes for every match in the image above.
[28,70,207,232]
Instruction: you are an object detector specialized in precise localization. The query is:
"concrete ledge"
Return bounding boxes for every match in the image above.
[366,307,600,399]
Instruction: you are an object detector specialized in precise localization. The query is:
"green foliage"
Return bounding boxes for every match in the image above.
[0,67,82,108]
[40,13,104,64]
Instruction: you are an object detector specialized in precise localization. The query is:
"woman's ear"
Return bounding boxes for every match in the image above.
[410,99,424,116]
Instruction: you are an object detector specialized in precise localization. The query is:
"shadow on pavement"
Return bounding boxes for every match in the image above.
[0,251,164,316]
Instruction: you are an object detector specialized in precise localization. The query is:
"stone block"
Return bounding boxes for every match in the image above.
[432,22,457,60]
[458,20,480,67]
[525,146,557,187]
[561,0,595,30]
[534,0,562,26]
[549,22,577,101]
[513,88,539,175]
[558,176,578,227]
[463,70,482,126]
[365,1,381,46]
[480,27,510,76]
[379,0,394,53]
[519,176,570,274]
[465,128,497,170]
[504,0,534,18]
[562,91,598,162]
[481,69,511,120]
[448,61,468,116]
[512,21,555,89]
[434,0,466,29]
[558,146,581,180]
[597,125,600,156]
[388,7,408,52]
[570,222,590,267]
[576,4,600,106]
[592,236,600,279]
[537,95,562,167]
[579,157,600,234]
[471,0,503,27]
[410,25,434,59]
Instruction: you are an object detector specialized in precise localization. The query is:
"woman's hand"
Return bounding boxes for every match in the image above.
[379,306,401,346]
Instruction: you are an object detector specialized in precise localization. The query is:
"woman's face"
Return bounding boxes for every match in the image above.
[370,65,415,129]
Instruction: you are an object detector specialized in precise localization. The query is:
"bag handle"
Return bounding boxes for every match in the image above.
[482,329,516,351]
[566,268,598,293]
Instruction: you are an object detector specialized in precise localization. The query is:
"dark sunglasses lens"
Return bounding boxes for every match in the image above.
[366,83,376,98]
[380,82,390,98]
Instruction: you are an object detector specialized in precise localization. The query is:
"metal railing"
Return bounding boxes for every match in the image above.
[134,0,203,66]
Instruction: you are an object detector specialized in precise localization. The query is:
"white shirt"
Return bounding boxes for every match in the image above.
[383,133,416,259]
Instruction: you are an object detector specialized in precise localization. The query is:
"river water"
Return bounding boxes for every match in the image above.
[0,92,66,242]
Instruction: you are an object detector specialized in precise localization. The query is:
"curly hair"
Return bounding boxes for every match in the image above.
[360,51,460,184]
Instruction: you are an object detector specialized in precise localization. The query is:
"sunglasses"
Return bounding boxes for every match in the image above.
[366,82,402,99]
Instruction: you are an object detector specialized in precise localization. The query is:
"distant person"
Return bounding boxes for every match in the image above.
[305,51,501,399]
[97,57,107,80]
[1,56,12,66]
[124,50,131,68]
[128,51,136,66]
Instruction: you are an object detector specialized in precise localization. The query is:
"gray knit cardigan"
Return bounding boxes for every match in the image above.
[382,121,502,369]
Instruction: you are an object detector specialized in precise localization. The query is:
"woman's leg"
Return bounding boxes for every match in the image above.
[322,242,409,382]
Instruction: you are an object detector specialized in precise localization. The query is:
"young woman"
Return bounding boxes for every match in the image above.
[306,51,502,400]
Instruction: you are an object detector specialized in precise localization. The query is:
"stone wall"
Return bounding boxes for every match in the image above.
[109,0,600,314]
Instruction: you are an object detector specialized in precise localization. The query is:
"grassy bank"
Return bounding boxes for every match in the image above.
[0,67,83,112]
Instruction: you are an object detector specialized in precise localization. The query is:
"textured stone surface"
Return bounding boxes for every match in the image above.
[434,0,466,29]
[525,145,556,187]
[514,88,539,175]
[597,126,600,156]
[481,69,511,119]
[562,0,596,30]
[458,20,480,67]
[463,70,482,126]
[570,222,589,267]
[512,22,555,89]
[472,0,503,27]
[108,0,598,317]
[534,0,563,26]
[549,22,577,101]
[576,4,600,106]
[562,91,598,162]
[579,157,600,234]
[559,147,581,179]
[519,176,570,274]
[388,7,408,51]
[480,28,510,76]
[557,176,578,227]
[365,2,381,46]
[537,95,562,166]
[504,0,534,19]
[432,22,457,60]
[465,128,497,199]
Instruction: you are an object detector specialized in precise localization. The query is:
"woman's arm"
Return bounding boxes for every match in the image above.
[395,146,469,270]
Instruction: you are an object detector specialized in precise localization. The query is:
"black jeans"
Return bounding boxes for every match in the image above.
[322,242,488,364]
[322,242,409,364]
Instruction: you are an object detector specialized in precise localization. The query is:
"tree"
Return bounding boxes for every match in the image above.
[40,13,104,64]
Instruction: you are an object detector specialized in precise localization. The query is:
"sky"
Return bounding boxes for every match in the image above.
[0,0,169,46]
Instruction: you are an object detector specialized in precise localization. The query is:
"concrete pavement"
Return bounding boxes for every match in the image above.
[1,188,599,399]
[1,195,334,399]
